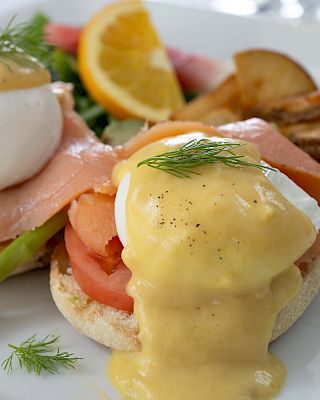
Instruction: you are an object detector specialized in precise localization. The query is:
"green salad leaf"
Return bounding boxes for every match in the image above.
[102,118,145,146]
[49,47,109,136]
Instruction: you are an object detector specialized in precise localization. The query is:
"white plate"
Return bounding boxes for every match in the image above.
[1,1,320,399]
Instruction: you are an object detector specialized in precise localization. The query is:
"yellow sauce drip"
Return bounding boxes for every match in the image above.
[0,55,50,90]
[110,133,316,400]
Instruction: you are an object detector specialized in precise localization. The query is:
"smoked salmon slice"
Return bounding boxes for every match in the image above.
[68,193,117,257]
[0,85,117,242]
[219,118,320,203]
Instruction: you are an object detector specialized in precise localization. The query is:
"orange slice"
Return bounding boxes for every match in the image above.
[78,0,185,122]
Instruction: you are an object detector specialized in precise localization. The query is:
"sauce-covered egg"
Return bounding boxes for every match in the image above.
[111,133,317,400]
[114,136,320,248]
[0,55,62,190]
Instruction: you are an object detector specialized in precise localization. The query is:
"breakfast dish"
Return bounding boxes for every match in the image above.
[50,117,320,399]
[1,0,320,399]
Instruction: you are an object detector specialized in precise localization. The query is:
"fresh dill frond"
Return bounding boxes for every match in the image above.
[137,138,276,178]
[0,14,51,67]
[1,334,82,375]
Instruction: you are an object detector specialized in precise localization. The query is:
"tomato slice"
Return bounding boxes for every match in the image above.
[64,223,133,313]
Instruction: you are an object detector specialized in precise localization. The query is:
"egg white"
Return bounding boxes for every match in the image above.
[115,172,131,247]
[0,83,63,190]
[115,162,320,247]
[263,162,320,230]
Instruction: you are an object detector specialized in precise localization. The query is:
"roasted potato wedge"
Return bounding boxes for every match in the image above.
[291,133,320,161]
[279,120,320,136]
[252,91,320,124]
[200,108,240,126]
[235,50,317,110]
[280,121,320,161]
[172,48,320,162]
[172,74,241,122]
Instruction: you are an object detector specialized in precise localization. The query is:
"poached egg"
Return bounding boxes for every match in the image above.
[0,55,62,190]
[115,133,320,247]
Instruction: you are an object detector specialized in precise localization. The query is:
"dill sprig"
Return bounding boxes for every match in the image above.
[1,334,82,375]
[137,138,276,178]
[0,15,51,68]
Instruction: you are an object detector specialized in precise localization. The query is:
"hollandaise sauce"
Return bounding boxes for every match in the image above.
[0,53,50,90]
[110,133,316,400]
